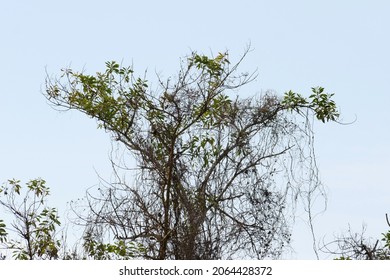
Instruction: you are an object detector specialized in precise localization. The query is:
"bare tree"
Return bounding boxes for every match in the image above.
[45,48,339,259]
[321,214,390,260]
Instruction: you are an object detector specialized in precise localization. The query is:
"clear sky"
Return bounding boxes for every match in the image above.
[1,0,389,259]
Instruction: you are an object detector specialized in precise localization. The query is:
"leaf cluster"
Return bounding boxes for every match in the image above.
[282,87,339,122]
[82,230,145,260]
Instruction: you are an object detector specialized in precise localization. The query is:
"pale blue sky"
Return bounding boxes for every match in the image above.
[1,0,389,259]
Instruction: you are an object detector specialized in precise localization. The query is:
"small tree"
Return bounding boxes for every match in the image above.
[45,49,339,259]
[322,214,390,260]
[0,179,61,259]
[0,179,142,260]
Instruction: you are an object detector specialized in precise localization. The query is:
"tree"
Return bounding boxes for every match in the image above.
[321,214,390,260]
[0,179,61,259]
[45,49,339,259]
[0,178,143,260]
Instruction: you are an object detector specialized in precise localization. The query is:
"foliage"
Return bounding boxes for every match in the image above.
[82,229,145,260]
[282,87,339,123]
[45,49,339,259]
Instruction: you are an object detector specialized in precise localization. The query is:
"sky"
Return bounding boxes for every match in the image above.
[1,0,390,259]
